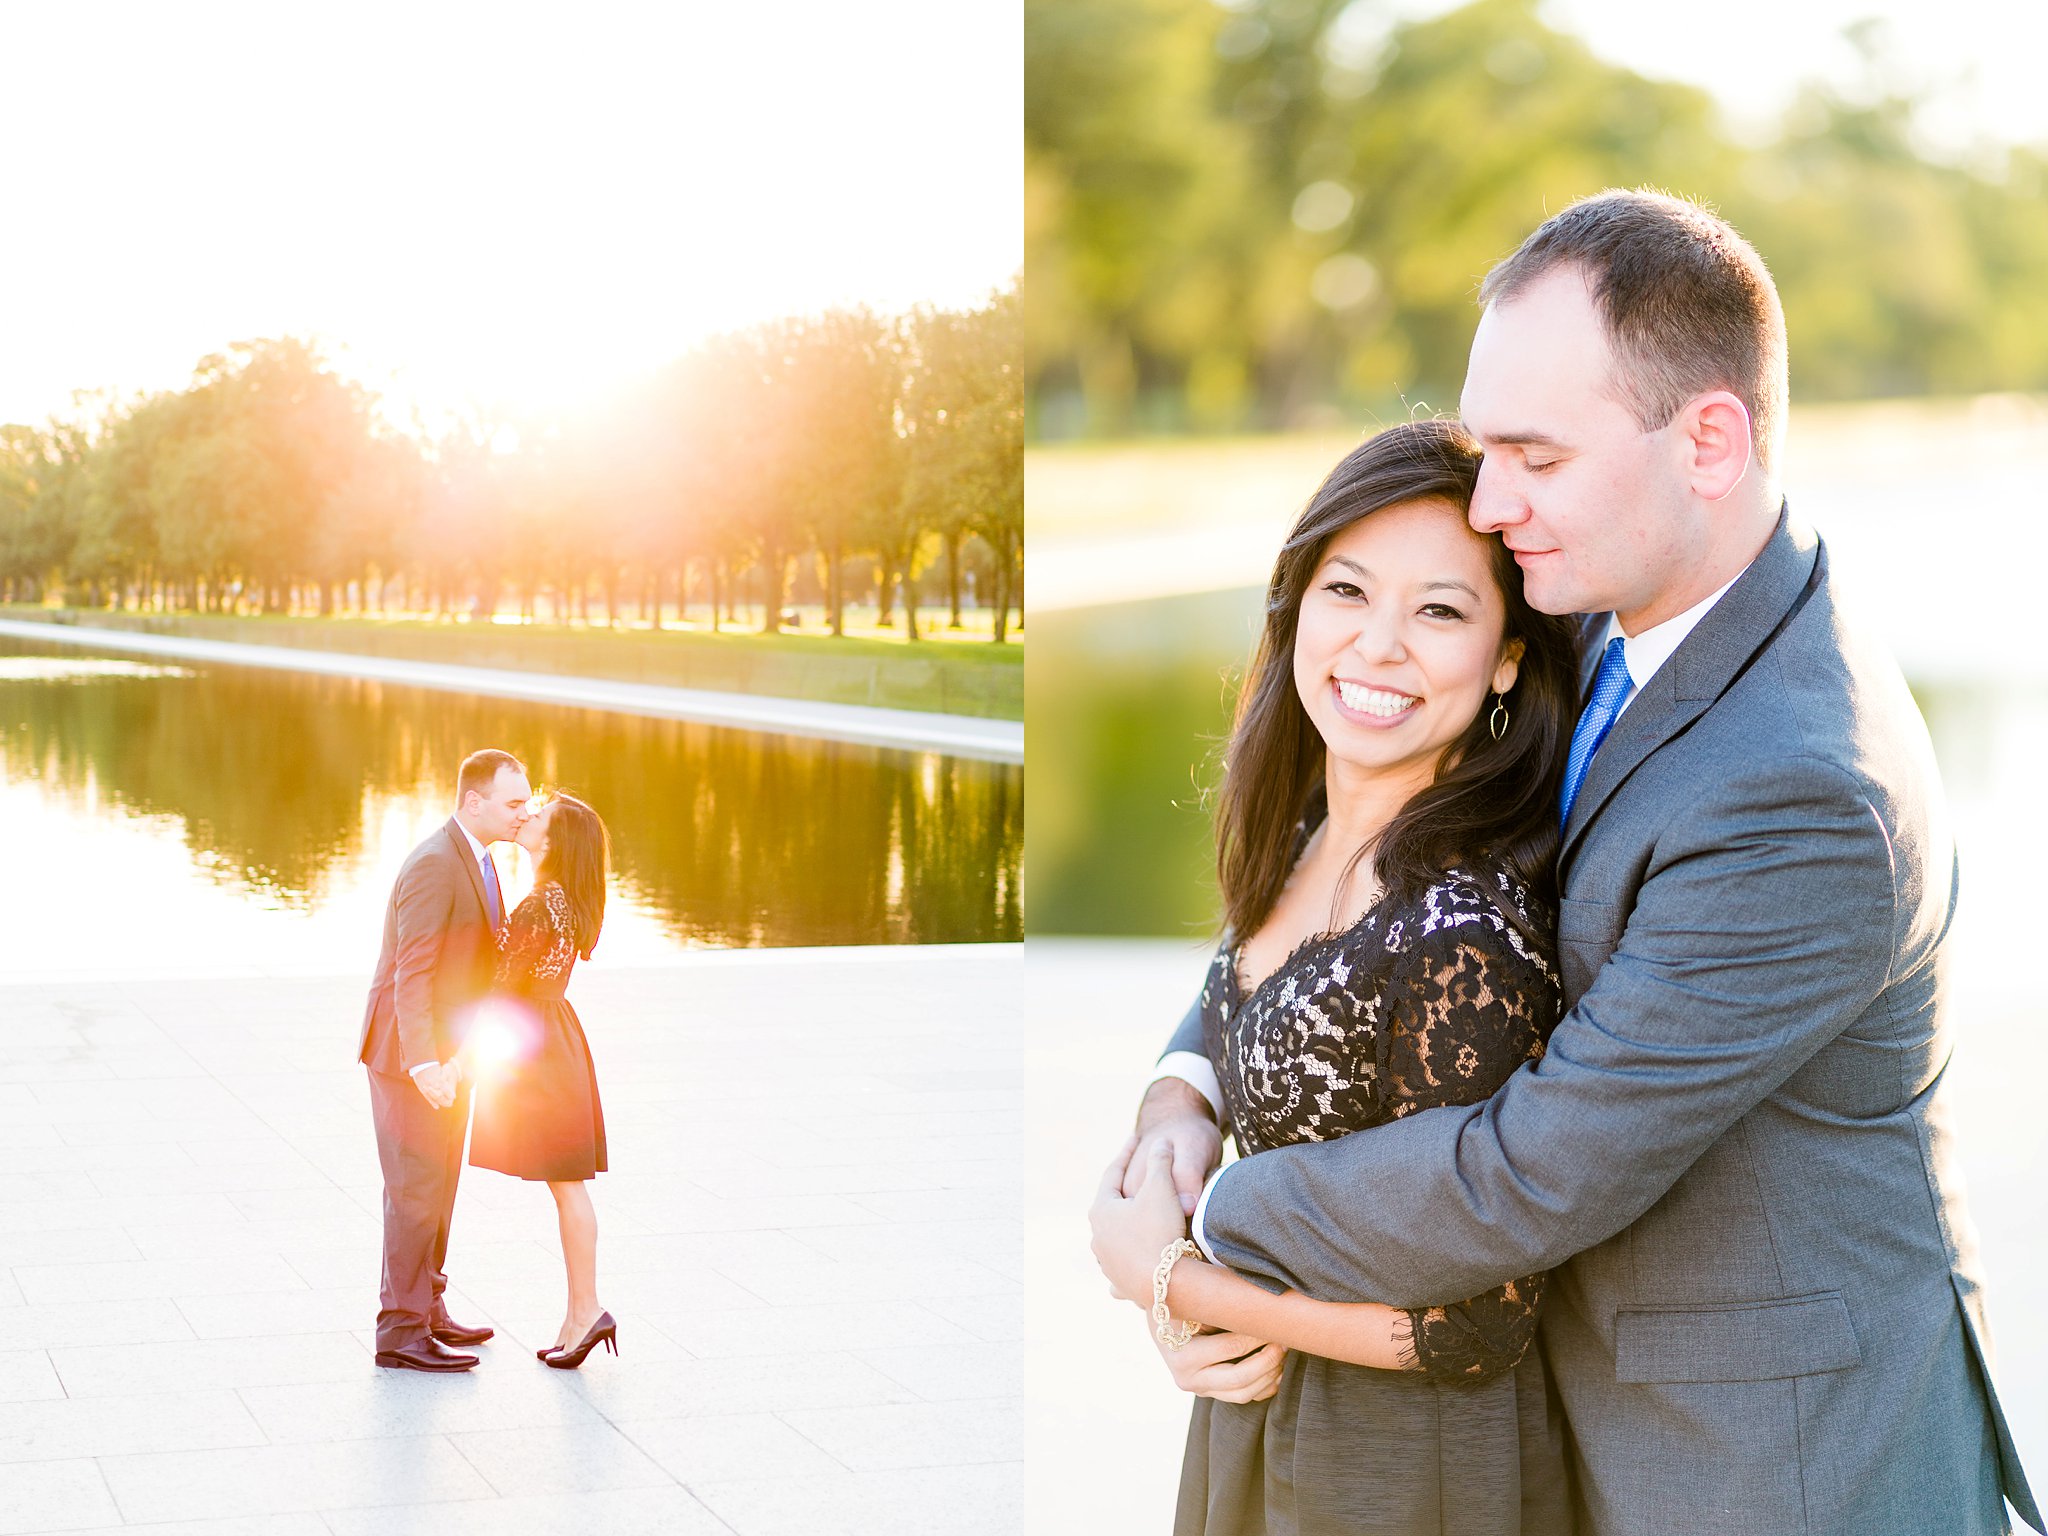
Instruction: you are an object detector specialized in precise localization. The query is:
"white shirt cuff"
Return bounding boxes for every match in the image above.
[1151,1052,1223,1121]
[408,1060,441,1078]
[1190,1163,1230,1264]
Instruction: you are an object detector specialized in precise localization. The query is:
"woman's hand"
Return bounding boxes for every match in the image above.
[1090,1135,1195,1305]
[1152,1325,1286,1403]
[1094,1137,1288,1403]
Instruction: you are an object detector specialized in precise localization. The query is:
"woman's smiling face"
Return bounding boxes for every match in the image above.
[1292,496,1522,792]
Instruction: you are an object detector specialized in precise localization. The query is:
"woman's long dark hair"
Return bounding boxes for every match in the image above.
[536,792,610,960]
[1214,418,1578,941]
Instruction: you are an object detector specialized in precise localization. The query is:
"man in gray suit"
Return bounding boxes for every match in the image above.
[1117,192,2040,1533]
[358,747,531,1372]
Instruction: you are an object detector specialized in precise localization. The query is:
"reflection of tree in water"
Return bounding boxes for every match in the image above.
[536,716,1023,945]
[0,656,375,907]
[0,640,1022,944]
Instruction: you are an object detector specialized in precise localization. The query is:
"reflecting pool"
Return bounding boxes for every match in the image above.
[0,636,1022,977]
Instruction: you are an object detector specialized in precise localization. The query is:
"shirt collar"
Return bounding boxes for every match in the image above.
[1598,563,1750,697]
[454,820,489,864]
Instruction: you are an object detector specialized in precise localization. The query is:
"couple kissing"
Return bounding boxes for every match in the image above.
[355,748,617,1374]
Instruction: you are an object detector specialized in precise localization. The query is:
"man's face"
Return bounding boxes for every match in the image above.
[1460,266,1690,626]
[469,767,533,844]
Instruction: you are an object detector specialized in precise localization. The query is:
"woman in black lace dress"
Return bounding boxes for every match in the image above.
[466,791,616,1367]
[1090,420,1581,1534]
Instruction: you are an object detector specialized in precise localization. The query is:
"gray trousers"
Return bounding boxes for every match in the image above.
[366,1067,470,1351]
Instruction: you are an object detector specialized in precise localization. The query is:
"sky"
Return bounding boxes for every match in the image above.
[5,0,2033,435]
[1467,0,2048,152]
[0,0,1021,431]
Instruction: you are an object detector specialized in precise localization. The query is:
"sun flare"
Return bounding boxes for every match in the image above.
[463,999,542,1082]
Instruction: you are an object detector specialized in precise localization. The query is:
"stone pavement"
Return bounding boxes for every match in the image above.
[0,945,1022,1535]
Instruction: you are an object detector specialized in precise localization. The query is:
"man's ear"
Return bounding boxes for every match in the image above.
[1680,391,1752,502]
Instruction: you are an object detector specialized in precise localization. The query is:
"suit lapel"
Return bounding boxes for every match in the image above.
[1559,505,1822,867]
[1573,612,1607,699]
[444,819,491,923]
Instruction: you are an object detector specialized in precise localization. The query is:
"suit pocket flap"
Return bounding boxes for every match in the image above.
[1615,1291,1861,1383]
[1557,896,1623,948]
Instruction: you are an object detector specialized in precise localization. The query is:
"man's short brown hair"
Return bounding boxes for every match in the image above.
[458,748,524,804]
[1480,188,1788,470]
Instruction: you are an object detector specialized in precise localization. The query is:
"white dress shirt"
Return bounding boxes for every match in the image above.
[1596,568,1745,722]
[1165,564,1754,1261]
[456,820,492,874]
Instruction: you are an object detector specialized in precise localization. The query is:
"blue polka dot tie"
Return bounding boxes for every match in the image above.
[1559,636,1633,830]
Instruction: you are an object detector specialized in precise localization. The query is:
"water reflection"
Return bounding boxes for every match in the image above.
[1028,588,2046,939]
[0,636,1021,968]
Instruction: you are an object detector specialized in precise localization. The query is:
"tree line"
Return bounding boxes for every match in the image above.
[0,285,1023,642]
[1027,0,2048,435]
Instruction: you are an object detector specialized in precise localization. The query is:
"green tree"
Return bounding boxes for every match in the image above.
[0,425,70,601]
[783,308,906,638]
[925,288,1024,641]
[13,290,1024,651]
[1027,0,2048,434]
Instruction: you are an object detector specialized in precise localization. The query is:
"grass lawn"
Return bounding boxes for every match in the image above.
[0,605,1024,720]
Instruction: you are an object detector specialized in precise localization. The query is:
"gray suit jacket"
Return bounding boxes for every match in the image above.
[1170,510,2039,1535]
[357,819,498,1076]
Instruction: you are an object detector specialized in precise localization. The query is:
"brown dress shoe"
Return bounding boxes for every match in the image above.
[375,1337,479,1372]
[431,1320,496,1347]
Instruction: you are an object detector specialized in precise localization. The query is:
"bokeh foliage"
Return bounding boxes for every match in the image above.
[1027,0,2048,436]
[1026,588,1258,936]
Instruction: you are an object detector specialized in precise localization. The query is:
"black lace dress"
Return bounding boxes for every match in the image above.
[467,881,608,1183]
[1175,864,1572,1536]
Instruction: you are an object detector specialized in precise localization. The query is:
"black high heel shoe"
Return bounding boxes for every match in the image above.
[543,1310,617,1369]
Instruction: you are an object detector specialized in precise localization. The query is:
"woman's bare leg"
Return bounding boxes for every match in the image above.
[546,1179,604,1350]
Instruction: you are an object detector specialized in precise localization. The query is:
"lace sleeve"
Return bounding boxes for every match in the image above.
[535,883,577,976]
[1197,942,1239,1148]
[1379,881,1557,1385]
[1393,1272,1547,1385]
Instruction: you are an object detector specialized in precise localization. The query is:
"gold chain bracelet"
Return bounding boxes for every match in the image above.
[1152,1237,1201,1348]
